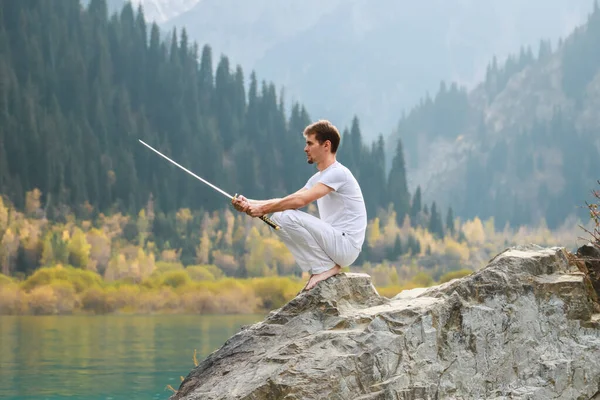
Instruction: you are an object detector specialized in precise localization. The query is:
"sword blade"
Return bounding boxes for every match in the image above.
[139,139,234,200]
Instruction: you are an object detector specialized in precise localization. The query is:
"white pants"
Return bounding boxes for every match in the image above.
[270,210,360,274]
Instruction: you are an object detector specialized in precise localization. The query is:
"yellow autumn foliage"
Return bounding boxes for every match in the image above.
[0,284,27,314]
[21,265,103,293]
[462,217,486,244]
[186,265,217,281]
[367,217,382,247]
[443,237,470,263]
[0,187,588,316]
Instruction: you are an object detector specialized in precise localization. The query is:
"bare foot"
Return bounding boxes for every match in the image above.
[304,265,341,291]
[300,274,314,293]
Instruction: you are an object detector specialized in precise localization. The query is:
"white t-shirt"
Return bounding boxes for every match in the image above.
[303,161,367,249]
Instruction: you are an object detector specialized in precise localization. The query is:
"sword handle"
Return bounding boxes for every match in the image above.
[260,215,280,230]
[233,194,280,230]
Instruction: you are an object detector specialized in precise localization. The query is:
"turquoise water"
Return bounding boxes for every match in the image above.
[0,315,263,400]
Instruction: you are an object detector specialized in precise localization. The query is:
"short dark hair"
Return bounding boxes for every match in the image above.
[303,120,341,153]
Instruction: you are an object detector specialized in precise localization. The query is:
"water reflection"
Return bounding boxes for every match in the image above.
[0,314,263,400]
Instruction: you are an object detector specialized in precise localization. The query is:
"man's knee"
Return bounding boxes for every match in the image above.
[273,210,302,228]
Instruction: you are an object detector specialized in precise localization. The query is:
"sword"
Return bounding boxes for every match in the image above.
[139,139,280,230]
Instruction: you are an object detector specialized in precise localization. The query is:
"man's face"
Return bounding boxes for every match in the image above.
[304,133,327,164]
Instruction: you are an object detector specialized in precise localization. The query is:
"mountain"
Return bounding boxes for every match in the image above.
[162,0,343,70]
[83,0,200,22]
[161,0,589,140]
[130,0,201,23]
[391,2,600,230]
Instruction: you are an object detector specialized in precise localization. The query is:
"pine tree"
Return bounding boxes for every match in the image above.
[387,138,410,225]
[446,206,455,236]
[371,135,387,211]
[360,135,387,217]
[337,128,353,169]
[428,201,444,238]
[348,116,362,174]
[197,44,214,115]
[215,55,235,150]
[410,186,422,222]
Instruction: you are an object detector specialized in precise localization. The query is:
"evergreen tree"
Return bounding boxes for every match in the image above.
[428,202,444,238]
[410,186,422,220]
[350,116,363,173]
[215,55,235,150]
[406,234,421,255]
[561,3,600,104]
[446,206,455,236]
[360,135,387,217]
[387,138,410,225]
[537,39,552,62]
[391,234,402,259]
[337,128,355,178]
[198,44,214,113]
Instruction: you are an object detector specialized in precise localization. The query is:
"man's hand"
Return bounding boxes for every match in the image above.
[231,195,250,213]
[232,195,266,217]
[246,203,266,217]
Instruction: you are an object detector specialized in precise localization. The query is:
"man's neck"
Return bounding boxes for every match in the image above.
[317,156,336,171]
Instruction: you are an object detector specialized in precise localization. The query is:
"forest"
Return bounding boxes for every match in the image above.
[0,187,582,315]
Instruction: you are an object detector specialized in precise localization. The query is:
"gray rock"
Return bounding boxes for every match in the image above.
[576,242,600,302]
[171,245,600,400]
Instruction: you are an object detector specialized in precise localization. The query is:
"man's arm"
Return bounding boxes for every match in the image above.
[246,187,303,205]
[242,187,305,206]
[232,188,305,213]
[246,198,280,206]
[247,183,332,217]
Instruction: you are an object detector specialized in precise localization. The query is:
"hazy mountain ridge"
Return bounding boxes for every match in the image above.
[163,0,343,71]
[156,0,589,140]
[397,5,600,229]
[131,0,201,23]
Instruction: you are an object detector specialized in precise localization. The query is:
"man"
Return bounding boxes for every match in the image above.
[231,120,367,291]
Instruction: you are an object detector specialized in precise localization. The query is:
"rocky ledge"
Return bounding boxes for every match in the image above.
[170,245,600,400]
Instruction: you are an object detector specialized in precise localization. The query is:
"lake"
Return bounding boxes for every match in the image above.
[0,314,264,400]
